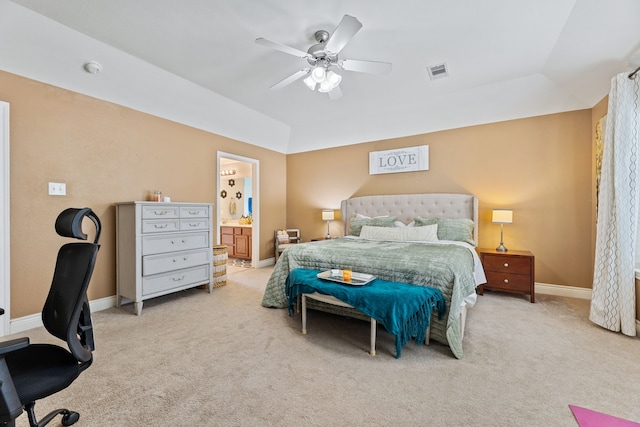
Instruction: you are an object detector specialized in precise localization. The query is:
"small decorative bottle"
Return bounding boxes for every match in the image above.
[154,190,162,202]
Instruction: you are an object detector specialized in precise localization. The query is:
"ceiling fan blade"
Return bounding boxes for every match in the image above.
[328,86,343,101]
[270,69,310,90]
[255,37,310,59]
[340,59,392,75]
[324,15,362,54]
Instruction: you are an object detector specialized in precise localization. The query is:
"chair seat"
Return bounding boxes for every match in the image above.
[5,344,81,404]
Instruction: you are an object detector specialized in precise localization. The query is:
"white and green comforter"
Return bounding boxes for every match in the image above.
[261,237,481,358]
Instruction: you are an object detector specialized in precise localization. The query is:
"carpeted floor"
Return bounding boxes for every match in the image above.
[7,266,640,426]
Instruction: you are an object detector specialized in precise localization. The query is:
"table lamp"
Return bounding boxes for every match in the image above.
[492,209,513,252]
[322,209,335,239]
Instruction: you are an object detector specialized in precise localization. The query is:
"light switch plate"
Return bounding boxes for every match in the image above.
[48,182,66,196]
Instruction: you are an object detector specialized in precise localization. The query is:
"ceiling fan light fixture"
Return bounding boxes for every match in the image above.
[326,70,342,86]
[318,80,333,93]
[256,14,392,98]
[311,66,326,83]
[303,75,317,90]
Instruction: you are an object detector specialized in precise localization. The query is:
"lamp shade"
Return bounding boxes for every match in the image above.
[303,75,317,90]
[311,67,326,83]
[492,209,513,224]
[322,209,335,221]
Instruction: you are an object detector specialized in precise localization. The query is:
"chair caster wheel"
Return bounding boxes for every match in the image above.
[61,411,79,426]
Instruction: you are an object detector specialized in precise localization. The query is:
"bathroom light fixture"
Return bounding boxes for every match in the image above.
[220,169,236,176]
[492,209,513,252]
[83,61,102,74]
[322,209,335,239]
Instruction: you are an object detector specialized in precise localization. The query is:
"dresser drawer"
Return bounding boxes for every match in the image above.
[482,254,531,275]
[141,219,180,234]
[142,264,210,296]
[180,218,209,231]
[142,248,210,276]
[142,232,210,255]
[180,205,209,218]
[141,205,180,219]
[484,271,531,293]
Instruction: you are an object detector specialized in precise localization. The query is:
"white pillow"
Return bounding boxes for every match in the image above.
[359,224,438,242]
[356,213,389,219]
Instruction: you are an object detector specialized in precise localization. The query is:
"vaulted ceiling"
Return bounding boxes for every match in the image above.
[2,0,639,153]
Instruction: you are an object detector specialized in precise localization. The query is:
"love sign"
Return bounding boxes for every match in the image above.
[369,145,429,175]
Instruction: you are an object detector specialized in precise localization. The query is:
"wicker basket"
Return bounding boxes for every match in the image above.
[213,245,228,288]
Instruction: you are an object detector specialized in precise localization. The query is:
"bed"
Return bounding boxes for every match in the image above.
[261,193,486,358]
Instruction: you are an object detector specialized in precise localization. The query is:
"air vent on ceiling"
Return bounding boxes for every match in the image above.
[427,63,449,80]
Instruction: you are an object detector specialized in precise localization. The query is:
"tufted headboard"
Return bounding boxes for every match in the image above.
[341,193,478,242]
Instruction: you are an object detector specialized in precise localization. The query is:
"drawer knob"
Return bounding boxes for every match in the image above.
[503,279,509,284]
[503,263,509,268]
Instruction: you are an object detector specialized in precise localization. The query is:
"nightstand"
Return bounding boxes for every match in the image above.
[477,248,535,303]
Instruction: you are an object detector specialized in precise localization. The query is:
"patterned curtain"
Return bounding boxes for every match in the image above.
[590,72,640,336]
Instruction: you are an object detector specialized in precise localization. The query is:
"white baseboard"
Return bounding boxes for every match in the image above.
[9,282,630,334]
[257,257,276,268]
[537,283,640,336]
[10,295,117,335]
[535,282,592,300]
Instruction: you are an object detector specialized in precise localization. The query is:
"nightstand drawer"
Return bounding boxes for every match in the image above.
[482,254,531,274]
[484,271,531,292]
[478,248,535,303]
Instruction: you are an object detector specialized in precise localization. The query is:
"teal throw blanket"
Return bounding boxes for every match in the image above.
[286,268,446,358]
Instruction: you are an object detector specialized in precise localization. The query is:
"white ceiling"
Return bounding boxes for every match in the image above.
[2,0,639,154]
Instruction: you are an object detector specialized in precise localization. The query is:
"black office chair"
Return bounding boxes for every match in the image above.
[0,208,101,427]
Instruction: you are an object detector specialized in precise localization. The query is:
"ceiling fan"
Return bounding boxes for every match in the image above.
[255,14,392,100]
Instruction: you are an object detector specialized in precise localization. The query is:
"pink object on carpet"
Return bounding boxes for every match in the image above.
[570,405,640,426]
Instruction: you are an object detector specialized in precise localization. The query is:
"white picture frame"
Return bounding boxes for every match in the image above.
[369,145,429,175]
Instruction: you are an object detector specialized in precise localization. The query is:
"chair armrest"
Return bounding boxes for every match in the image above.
[0,337,29,357]
[0,339,27,422]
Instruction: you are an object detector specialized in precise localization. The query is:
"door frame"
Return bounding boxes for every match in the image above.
[0,101,10,336]
[216,151,259,268]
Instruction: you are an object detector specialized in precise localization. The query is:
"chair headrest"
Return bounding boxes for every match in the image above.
[55,208,102,244]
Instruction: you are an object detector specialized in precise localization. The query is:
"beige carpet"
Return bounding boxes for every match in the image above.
[8,267,640,426]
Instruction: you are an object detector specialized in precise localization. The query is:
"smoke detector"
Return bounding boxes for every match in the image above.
[83,61,102,74]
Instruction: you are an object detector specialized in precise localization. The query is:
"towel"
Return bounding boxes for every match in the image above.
[286,268,446,358]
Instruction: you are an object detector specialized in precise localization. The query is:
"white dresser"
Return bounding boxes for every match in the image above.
[115,202,214,315]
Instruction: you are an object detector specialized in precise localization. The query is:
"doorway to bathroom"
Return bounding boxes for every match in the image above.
[217,152,259,268]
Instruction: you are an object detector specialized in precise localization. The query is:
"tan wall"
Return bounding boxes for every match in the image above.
[287,110,594,289]
[1,70,286,318]
[0,68,608,318]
